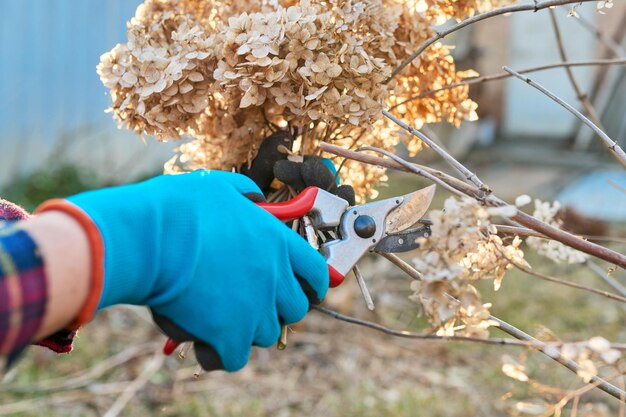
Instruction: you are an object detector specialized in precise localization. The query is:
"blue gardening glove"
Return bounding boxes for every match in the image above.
[65,170,329,371]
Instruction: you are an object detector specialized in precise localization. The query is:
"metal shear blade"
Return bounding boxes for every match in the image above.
[320,185,435,280]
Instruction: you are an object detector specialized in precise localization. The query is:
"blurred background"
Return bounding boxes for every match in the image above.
[1,1,626,416]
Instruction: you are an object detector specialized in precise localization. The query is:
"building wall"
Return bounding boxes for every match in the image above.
[0,0,174,186]
[471,2,626,141]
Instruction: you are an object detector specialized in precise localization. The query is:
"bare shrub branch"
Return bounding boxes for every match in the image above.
[548,9,605,131]
[503,66,626,169]
[321,142,626,268]
[382,110,490,191]
[390,58,626,109]
[387,0,600,82]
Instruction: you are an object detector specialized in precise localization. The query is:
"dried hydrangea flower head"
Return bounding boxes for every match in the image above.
[526,200,589,264]
[411,196,527,337]
[98,0,510,198]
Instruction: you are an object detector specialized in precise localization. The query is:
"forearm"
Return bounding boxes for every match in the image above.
[21,212,90,339]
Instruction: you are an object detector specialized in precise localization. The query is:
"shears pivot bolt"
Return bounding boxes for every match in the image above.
[354,215,377,238]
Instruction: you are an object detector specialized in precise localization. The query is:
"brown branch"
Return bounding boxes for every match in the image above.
[608,179,626,195]
[503,66,626,169]
[333,240,626,399]
[315,306,626,352]
[387,0,600,82]
[390,58,626,109]
[494,224,626,244]
[509,209,626,269]
[548,9,605,131]
[320,142,626,269]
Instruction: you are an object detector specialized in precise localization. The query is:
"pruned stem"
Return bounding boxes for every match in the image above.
[388,0,600,82]
[503,66,626,169]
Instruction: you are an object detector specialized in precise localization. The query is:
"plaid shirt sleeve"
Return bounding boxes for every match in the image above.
[0,199,77,365]
[0,222,47,364]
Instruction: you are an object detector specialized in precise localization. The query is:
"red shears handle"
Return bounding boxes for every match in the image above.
[257,186,319,220]
[162,187,344,355]
[258,187,344,287]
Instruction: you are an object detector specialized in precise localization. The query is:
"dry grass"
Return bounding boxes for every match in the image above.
[1,172,625,416]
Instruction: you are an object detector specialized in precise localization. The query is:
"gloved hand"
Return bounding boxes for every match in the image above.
[40,170,328,371]
[241,131,356,205]
[274,157,356,206]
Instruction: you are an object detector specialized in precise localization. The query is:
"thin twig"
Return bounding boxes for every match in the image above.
[508,256,626,303]
[313,305,626,401]
[375,250,626,400]
[313,305,530,347]
[585,260,626,298]
[491,316,626,402]
[574,14,626,57]
[353,265,375,310]
[503,66,626,169]
[321,142,626,269]
[376,251,423,281]
[390,58,626,109]
[382,110,490,192]
[589,6,626,103]
[0,343,160,394]
[548,9,605,131]
[387,0,599,82]
[608,178,626,195]
[550,371,625,415]
[356,145,466,197]
[102,353,164,417]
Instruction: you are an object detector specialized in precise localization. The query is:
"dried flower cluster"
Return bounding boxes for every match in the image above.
[560,336,622,381]
[408,0,513,23]
[502,337,622,416]
[97,0,510,198]
[597,0,614,12]
[526,200,589,264]
[410,197,527,337]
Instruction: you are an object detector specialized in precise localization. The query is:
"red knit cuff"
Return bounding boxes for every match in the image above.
[35,200,104,330]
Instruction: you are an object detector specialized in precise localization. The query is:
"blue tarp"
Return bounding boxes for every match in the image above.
[557,170,626,221]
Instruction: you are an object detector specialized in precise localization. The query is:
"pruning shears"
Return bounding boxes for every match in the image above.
[163,184,436,355]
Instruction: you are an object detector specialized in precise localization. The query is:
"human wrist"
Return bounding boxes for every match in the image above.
[21,210,92,337]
